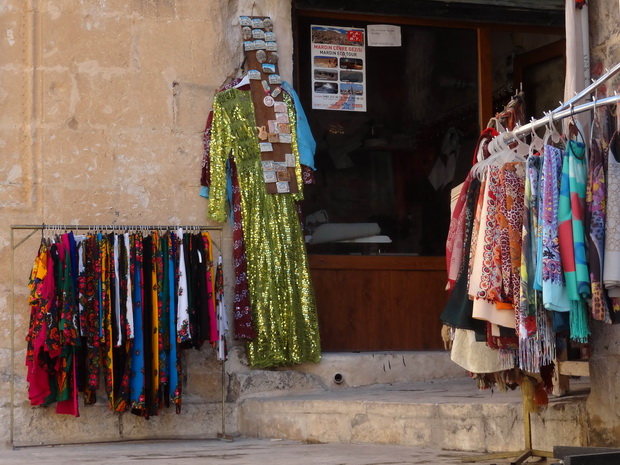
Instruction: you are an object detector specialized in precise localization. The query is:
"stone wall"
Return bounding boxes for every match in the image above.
[584,1,620,447]
[0,0,293,448]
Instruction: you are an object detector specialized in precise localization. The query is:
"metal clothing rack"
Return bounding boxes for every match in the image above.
[492,93,620,150]
[487,63,620,151]
[9,223,229,449]
[464,65,620,465]
[553,61,620,113]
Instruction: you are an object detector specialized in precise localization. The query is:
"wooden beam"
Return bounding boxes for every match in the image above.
[436,0,563,11]
[294,1,565,29]
[477,27,493,130]
[559,360,591,378]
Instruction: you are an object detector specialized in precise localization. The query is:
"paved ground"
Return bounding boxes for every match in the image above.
[1,437,562,464]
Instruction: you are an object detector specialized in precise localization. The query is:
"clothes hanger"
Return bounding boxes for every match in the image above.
[528,118,544,156]
[471,128,524,179]
[542,111,564,148]
[590,91,601,143]
[567,103,585,142]
[502,122,530,160]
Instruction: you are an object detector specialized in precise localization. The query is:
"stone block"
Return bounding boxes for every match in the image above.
[73,71,170,129]
[0,69,27,129]
[40,182,119,223]
[237,385,590,453]
[12,401,120,446]
[0,184,30,210]
[172,80,217,133]
[183,350,223,403]
[119,401,237,439]
[130,0,176,19]
[0,144,25,186]
[40,127,107,184]
[360,402,433,445]
[605,42,620,90]
[276,352,467,388]
[589,2,620,48]
[230,369,326,401]
[41,68,77,125]
[0,12,26,69]
[48,0,135,17]
[41,13,133,70]
[176,0,226,21]
[133,20,210,80]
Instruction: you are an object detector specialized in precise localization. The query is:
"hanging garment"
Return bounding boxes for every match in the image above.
[469,165,516,329]
[26,241,53,406]
[603,132,620,297]
[495,161,526,314]
[176,228,191,343]
[558,139,590,342]
[445,172,474,292]
[129,233,146,413]
[208,88,321,368]
[200,80,317,340]
[586,124,611,322]
[450,328,515,374]
[519,153,541,334]
[216,256,229,361]
[538,145,571,312]
[202,232,218,345]
[167,232,182,413]
[25,228,221,418]
[99,233,115,411]
[82,234,101,403]
[516,152,556,372]
[441,176,486,337]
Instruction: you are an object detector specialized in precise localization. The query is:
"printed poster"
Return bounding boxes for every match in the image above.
[311,25,366,112]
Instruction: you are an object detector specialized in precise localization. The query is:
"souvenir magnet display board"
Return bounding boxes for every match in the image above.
[240,16,298,194]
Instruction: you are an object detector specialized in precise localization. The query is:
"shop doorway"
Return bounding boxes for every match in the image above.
[293,8,565,351]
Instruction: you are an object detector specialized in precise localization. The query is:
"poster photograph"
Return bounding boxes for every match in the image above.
[311,25,367,112]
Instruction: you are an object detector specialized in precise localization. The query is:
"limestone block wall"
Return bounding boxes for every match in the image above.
[0,0,293,448]
[584,1,620,447]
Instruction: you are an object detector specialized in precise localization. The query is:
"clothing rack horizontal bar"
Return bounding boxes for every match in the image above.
[502,94,620,144]
[11,224,223,231]
[554,61,620,112]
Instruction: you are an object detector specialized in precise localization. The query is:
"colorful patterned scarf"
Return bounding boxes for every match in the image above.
[558,139,590,342]
[538,145,570,312]
[603,133,620,298]
[586,126,611,322]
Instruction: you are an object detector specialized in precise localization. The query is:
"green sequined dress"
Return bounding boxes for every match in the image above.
[208,88,321,368]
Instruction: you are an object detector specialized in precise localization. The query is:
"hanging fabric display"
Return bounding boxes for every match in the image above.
[442,82,620,397]
[25,227,224,418]
[200,16,321,368]
[206,86,321,368]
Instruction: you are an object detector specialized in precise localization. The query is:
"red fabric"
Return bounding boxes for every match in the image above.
[229,156,256,340]
[471,127,499,165]
[26,321,51,406]
[55,353,79,417]
[446,127,499,291]
[445,173,473,292]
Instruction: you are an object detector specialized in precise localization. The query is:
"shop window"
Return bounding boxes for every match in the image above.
[295,15,564,256]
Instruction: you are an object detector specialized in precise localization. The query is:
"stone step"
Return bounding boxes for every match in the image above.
[236,377,590,453]
[226,349,470,400]
[275,351,469,388]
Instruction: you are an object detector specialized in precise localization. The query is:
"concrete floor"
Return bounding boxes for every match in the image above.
[1,438,563,464]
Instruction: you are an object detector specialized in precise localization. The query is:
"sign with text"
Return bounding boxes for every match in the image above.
[367,24,401,47]
[311,25,366,112]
